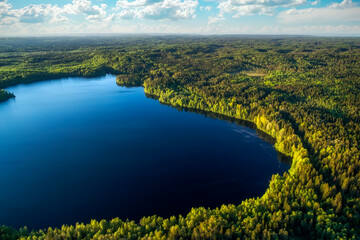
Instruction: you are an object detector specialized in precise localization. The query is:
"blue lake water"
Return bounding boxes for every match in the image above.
[0,75,289,230]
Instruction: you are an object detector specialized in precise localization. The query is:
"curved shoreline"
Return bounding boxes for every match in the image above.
[144,91,292,164]
[143,86,308,169]
[0,72,356,239]
[1,75,295,225]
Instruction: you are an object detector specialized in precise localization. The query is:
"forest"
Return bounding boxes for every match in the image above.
[0,89,14,102]
[0,36,359,239]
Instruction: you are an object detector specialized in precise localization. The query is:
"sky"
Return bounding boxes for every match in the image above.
[0,0,360,36]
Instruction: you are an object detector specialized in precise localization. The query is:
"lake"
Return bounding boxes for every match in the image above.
[0,75,289,230]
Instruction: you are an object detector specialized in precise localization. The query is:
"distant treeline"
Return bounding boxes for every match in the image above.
[0,36,359,239]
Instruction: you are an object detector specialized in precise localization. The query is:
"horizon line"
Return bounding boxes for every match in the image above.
[1,33,360,38]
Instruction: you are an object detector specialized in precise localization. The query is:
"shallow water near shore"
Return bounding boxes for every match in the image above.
[0,74,289,230]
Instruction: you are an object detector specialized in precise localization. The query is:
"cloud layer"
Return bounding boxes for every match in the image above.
[0,0,112,24]
[0,0,360,35]
[278,0,360,23]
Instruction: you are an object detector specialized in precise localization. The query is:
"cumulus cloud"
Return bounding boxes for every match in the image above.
[63,0,111,22]
[278,0,360,23]
[218,0,307,17]
[311,1,318,6]
[0,0,111,25]
[329,0,353,8]
[115,0,198,20]
[0,0,17,24]
[0,0,11,13]
[12,4,68,24]
[64,0,106,16]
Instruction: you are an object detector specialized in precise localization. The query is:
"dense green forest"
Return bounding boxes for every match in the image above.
[0,89,14,102]
[0,36,359,239]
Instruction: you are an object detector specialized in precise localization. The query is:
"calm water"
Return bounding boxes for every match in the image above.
[0,75,289,230]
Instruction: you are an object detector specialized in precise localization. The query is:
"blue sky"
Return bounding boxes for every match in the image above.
[1,0,360,36]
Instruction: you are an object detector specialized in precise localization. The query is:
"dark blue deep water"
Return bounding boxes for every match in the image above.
[0,75,289,230]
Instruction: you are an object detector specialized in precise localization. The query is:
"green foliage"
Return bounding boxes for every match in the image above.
[0,89,15,102]
[0,36,359,239]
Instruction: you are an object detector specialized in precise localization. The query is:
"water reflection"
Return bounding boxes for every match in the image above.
[145,92,291,165]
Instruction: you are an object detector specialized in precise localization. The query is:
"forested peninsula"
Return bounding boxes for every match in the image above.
[0,89,14,102]
[0,36,359,239]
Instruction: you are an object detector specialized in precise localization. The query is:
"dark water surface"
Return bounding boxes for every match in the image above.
[0,75,289,230]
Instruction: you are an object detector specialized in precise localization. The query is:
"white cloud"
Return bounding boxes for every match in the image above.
[218,3,274,16]
[11,4,68,24]
[278,0,360,23]
[115,0,198,20]
[64,0,106,16]
[208,16,224,25]
[0,0,111,25]
[0,0,11,13]
[217,0,307,17]
[329,0,353,8]
[0,0,17,24]
[311,1,318,6]
[63,0,110,22]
